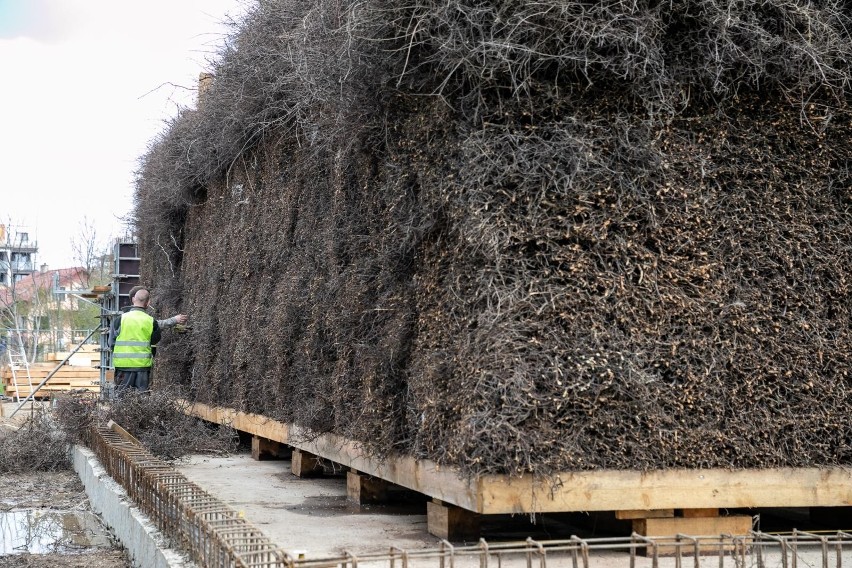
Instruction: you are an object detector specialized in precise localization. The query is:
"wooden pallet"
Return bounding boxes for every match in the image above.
[184,401,852,541]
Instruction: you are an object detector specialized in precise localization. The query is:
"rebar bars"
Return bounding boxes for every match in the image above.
[90,423,287,568]
[90,421,852,568]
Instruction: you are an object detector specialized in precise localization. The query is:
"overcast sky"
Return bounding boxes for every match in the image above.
[0,0,246,270]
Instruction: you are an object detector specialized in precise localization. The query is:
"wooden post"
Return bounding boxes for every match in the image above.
[426,500,481,541]
[633,513,752,555]
[291,449,322,477]
[251,436,285,461]
[347,470,395,504]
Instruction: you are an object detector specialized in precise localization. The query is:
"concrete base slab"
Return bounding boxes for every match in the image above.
[72,447,852,568]
[177,452,438,557]
[72,445,195,568]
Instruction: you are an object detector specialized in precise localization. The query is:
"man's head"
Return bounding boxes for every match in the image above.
[132,288,150,307]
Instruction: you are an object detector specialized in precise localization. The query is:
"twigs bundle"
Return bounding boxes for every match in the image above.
[137,0,852,475]
[54,390,239,461]
[0,412,69,473]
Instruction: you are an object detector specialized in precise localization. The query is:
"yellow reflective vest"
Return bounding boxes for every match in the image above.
[113,309,155,369]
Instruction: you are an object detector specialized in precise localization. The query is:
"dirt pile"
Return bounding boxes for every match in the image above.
[135,1,852,475]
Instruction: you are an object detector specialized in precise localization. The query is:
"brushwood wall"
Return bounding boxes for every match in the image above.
[135,0,852,476]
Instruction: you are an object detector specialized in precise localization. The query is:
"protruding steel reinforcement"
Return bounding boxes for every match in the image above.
[90,423,288,568]
[88,423,852,568]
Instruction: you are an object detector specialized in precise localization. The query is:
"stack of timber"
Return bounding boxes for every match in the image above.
[46,344,100,367]
[1,346,107,399]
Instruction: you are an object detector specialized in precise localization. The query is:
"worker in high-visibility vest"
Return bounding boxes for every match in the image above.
[108,287,187,393]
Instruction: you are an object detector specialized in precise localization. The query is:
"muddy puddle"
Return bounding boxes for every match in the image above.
[0,509,114,555]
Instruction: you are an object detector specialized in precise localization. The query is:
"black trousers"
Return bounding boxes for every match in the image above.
[114,369,151,393]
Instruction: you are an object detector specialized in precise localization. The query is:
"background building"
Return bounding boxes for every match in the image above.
[0,224,38,286]
[0,266,91,361]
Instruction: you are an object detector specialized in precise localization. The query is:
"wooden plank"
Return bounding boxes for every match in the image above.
[11,361,96,367]
[682,508,720,518]
[478,469,852,514]
[189,404,290,442]
[8,389,100,399]
[45,353,99,362]
[615,509,674,520]
[108,420,143,447]
[6,386,100,397]
[18,370,99,375]
[3,372,100,380]
[5,380,99,387]
[8,384,100,389]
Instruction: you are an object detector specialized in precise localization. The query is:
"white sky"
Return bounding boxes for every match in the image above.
[0,0,247,269]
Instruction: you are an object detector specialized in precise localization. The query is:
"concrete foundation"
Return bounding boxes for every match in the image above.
[69,445,852,568]
[72,446,194,568]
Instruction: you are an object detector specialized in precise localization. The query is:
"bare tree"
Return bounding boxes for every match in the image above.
[70,216,113,285]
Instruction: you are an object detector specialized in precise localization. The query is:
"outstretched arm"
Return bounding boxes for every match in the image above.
[157,314,188,328]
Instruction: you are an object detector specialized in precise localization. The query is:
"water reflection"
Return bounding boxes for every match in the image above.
[0,510,113,554]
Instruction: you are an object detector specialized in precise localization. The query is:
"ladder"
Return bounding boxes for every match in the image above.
[6,330,33,403]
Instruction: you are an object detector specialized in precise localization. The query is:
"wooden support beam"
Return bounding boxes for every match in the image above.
[427,500,481,542]
[292,449,322,477]
[479,469,852,514]
[347,471,394,504]
[615,509,674,520]
[681,508,719,518]
[632,515,752,555]
[251,436,285,461]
